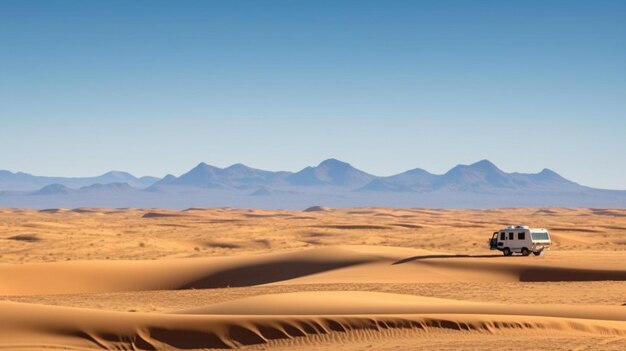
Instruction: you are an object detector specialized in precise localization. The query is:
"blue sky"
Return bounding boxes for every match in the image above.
[1,0,625,189]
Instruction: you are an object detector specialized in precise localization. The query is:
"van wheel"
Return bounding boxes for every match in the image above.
[503,248,512,256]
[533,251,542,256]
[521,248,530,256]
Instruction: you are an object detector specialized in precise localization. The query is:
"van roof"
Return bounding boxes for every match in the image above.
[500,226,549,232]
[503,225,529,230]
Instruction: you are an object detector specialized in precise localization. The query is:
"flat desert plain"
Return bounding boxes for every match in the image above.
[1,207,625,350]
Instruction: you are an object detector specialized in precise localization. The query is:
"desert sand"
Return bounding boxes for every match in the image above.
[1,207,625,350]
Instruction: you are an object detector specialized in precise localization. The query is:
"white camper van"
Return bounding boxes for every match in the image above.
[489,226,551,256]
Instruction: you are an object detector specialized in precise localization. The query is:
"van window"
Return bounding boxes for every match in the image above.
[500,232,505,240]
[518,232,525,240]
[531,231,550,241]
[508,232,514,240]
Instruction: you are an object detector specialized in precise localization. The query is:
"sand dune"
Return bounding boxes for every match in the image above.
[2,245,625,296]
[182,291,626,321]
[0,247,372,295]
[1,292,625,351]
[1,207,625,350]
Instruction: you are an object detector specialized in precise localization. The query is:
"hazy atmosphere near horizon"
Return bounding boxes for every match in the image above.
[1,0,625,190]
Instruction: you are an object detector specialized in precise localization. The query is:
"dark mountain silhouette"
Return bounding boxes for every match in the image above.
[151,163,290,189]
[1,159,625,209]
[436,160,581,191]
[30,184,73,196]
[286,159,375,187]
[359,168,436,192]
[435,159,533,190]
[0,170,158,191]
[513,168,579,189]
[78,183,136,193]
[31,182,137,196]
[358,160,584,193]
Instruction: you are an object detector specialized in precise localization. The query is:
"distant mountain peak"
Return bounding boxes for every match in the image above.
[404,167,431,174]
[318,158,350,167]
[446,159,503,174]
[185,162,222,177]
[539,168,558,176]
[358,166,436,192]
[192,162,215,170]
[30,183,71,196]
[469,159,499,170]
[533,168,573,184]
[102,170,131,176]
[152,161,291,190]
[224,163,265,174]
[167,162,222,188]
[225,163,249,170]
[441,160,511,189]
[287,159,374,187]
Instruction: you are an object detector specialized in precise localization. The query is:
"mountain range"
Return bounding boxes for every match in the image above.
[1,159,625,209]
[0,170,158,191]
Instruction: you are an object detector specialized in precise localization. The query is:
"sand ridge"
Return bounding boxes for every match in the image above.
[2,292,626,351]
[1,245,625,296]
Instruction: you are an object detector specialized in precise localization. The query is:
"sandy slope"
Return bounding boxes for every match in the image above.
[1,292,625,351]
[0,207,625,350]
[1,246,625,296]
[180,291,626,321]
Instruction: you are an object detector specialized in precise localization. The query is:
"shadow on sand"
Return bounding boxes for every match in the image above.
[393,254,502,265]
